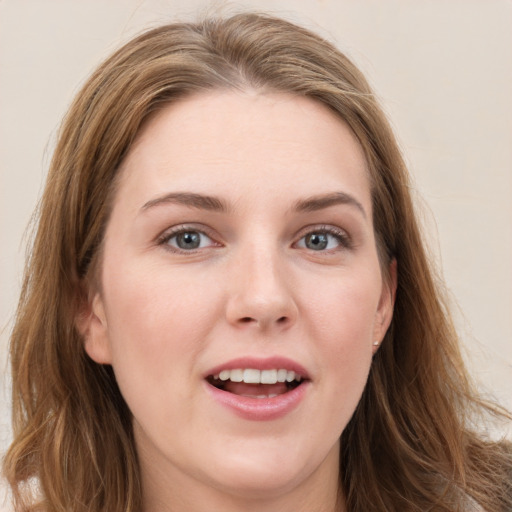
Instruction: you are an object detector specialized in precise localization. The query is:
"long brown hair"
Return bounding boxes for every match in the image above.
[3,12,511,512]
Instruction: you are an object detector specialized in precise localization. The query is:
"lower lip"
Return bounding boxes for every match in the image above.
[204,381,309,421]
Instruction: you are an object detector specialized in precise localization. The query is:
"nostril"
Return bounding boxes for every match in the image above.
[237,316,289,325]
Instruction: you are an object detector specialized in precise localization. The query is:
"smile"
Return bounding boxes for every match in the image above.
[204,358,310,420]
[207,368,304,398]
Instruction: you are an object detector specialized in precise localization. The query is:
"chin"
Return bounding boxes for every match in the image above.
[209,459,310,500]
[201,437,340,501]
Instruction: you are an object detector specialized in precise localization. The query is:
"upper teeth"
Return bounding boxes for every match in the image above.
[213,369,301,384]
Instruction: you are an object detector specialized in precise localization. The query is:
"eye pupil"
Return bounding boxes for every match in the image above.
[177,231,201,249]
[306,233,328,250]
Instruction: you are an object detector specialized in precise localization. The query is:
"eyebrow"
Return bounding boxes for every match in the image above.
[141,190,366,218]
[293,192,367,218]
[141,192,228,212]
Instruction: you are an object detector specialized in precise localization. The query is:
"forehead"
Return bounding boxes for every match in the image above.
[115,91,371,211]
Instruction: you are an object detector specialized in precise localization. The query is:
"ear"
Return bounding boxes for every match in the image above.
[75,287,113,365]
[373,258,397,353]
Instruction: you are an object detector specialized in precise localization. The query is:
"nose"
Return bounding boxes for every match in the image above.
[225,245,298,332]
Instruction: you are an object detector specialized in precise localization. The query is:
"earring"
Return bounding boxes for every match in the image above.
[373,341,380,346]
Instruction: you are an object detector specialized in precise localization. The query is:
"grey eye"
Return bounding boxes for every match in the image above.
[304,233,329,250]
[175,231,201,249]
[296,229,347,251]
[166,230,214,251]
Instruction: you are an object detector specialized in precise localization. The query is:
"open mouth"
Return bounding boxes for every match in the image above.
[206,368,305,399]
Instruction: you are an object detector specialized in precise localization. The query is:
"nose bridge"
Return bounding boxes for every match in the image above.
[226,239,298,330]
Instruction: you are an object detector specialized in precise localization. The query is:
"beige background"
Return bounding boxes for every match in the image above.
[1,0,511,508]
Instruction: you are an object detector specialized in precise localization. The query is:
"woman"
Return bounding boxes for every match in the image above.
[3,12,511,512]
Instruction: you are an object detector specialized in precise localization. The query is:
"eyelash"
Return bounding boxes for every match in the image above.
[156,224,352,254]
[294,225,353,252]
[157,225,218,253]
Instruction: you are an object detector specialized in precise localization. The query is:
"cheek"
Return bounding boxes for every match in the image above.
[100,259,222,397]
[104,257,220,342]
[302,267,380,400]
[304,267,381,345]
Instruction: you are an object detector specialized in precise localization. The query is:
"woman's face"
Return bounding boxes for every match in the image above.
[82,91,395,506]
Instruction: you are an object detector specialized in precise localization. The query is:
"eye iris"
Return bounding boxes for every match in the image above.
[176,231,201,249]
[305,233,328,250]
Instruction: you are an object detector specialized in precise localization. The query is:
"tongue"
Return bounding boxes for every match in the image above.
[222,381,289,396]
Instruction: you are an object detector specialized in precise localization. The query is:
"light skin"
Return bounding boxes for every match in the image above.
[79,91,396,512]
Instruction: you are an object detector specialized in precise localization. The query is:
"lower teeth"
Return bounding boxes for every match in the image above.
[240,394,278,399]
[208,378,300,392]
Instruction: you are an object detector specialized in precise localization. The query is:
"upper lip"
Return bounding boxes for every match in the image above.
[204,356,310,380]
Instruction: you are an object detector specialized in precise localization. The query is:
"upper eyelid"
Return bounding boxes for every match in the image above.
[294,224,349,239]
[158,223,214,237]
